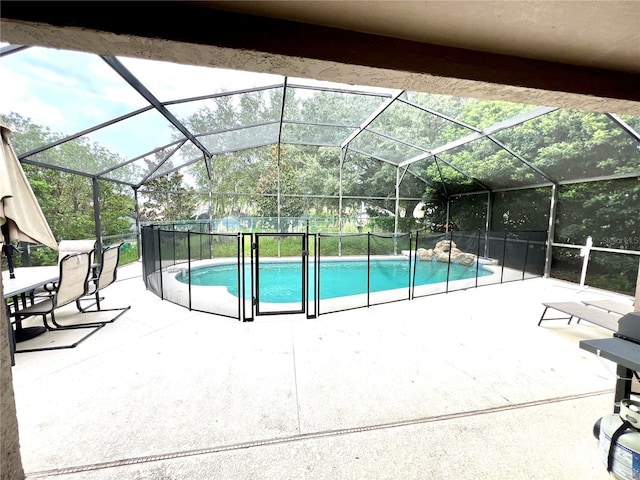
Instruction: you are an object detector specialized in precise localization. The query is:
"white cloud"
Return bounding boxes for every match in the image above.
[119,56,284,101]
[1,45,396,161]
[0,65,68,129]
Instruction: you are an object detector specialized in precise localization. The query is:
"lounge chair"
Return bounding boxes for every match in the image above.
[76,242,131,323]
[538,301,621,331]
[11,251,104,352]
[581,299,635,316]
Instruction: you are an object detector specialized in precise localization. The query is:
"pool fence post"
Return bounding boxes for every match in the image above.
[317,234,322,317]
[239,233,250,322]
[407,232,413,300]
[187,230,192,311]
[253,234,258,318]
[500,230,508,283]
[367,233,371,307]
[522,232,531,281]
[157,227,164,301]
[172,228,176,266]
[445,232,452,293]
[475,230,481,288]
[410,231,416,300]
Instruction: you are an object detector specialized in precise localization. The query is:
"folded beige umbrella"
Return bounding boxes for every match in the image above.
[1,121,58,277]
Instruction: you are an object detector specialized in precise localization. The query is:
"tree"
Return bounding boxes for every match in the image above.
[410,102,639,292]
[182,89,285,217]
[253,146,304,226]
[139,171,198,222]
[179,87,433,224]
[491,188,550,231]
[1,112,134,246]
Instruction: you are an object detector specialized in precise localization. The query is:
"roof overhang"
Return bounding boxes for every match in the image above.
[1,1,639,114]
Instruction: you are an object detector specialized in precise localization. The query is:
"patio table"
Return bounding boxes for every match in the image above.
[2,266,59,364]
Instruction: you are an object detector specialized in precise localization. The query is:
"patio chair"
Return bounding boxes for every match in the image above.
[35,239,97,295]
[58,239,97,261]
[75,242,131,323]
[11,251,105,352]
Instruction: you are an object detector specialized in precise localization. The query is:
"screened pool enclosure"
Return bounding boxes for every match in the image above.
[1,43,639,312]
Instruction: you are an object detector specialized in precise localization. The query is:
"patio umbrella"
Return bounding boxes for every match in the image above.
[0,121,57,278]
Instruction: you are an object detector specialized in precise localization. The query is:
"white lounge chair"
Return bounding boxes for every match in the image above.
[581,299,635,316]
[538,301,621,331]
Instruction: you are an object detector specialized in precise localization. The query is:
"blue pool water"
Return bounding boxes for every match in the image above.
[177,259,493,303]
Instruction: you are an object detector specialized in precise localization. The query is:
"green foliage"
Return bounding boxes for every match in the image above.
[367,215,394,233]
[118,243,138,266]
[253,236,304,257]
[551,249,638,296]
[449,195,488,231]
[180,89,430,221]
[252,146,305,225]
[421,187,448,232]
[1,113,134,243]
[550,177,639,294]
[29,246,58,266]
[155,231,418,260]
[139,171,199,222]
[556,178,639,247]
[318,236,367,256]
[492,188,551,231]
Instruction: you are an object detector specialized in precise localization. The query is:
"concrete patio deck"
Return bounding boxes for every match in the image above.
[9,261,637,479]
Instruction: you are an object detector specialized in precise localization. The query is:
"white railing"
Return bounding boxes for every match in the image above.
[552,236,640,288]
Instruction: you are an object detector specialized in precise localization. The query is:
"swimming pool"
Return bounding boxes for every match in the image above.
[176,258,493,303]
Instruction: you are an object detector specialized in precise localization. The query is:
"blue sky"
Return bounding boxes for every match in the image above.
[1,44,393,160]
[0,44,284,158]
